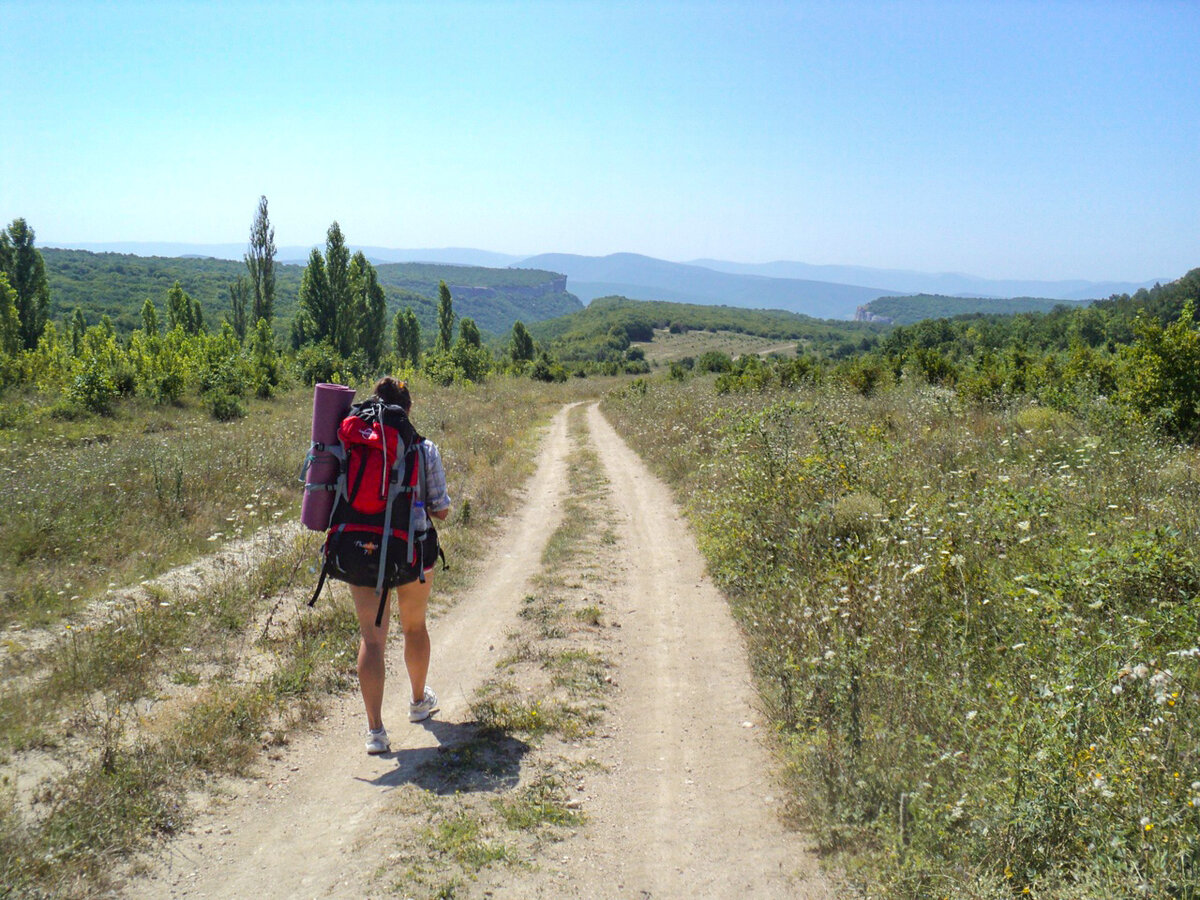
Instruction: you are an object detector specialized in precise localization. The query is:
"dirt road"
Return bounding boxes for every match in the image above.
[124,403,832,899]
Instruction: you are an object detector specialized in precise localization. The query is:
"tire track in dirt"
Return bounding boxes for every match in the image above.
[122,404,577,898]
[502,404,833,898]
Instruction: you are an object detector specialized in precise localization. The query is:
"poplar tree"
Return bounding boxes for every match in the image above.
[70,308,87,356]
[141,298,159,336]
[393,307,420,367]
[293,248,332,349]
[325,223,351,353]
[0,273,19,358]
[436,280,455,352]
[228,275,250,341]
[510,320,534,362]
[349,251,387,366]
[245,196,276,325]
[458,316,482,348]
[0,219,50,350]
[166,281,203,335]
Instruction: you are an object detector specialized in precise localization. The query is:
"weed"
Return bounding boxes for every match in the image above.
[574,604,603,626]
[494,772,584,830]
[605,373,1200,898]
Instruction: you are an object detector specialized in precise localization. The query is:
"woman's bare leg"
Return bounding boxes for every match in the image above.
[394,573,434,703]
[350,584,391,731]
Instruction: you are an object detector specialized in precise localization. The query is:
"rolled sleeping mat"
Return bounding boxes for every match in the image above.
[300,382,356,530]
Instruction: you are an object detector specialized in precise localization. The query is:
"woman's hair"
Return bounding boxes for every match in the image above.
[373,376,411,411]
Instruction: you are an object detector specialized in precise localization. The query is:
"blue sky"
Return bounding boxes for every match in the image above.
[3,0,1197,281]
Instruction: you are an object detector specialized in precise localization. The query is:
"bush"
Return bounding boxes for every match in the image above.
[205,391,246,421]
[66,360,120,415]
[695,350,733,374]
[294,342,345,386]
[1117,300,1200,441]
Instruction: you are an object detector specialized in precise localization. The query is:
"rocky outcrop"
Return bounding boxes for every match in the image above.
[854,305,893,323]
[449,276,568,301]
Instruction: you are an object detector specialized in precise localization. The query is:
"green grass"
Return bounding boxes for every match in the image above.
[0,375,606,898]
[604,373,1200,900]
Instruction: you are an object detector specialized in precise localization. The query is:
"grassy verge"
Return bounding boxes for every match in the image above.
[603,376,1200,899]
[383,404,617,899]
[0,533,353,898]
[0,376,605,898]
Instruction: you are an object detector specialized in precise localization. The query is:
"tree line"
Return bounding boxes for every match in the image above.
[690,268,1200,444]
[0,199,579,421]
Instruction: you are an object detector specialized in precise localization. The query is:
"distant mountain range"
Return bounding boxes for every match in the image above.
[47,241,1167,320]
[684,258,1159,304]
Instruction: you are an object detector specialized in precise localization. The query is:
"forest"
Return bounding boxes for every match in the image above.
[862,293,1087,325]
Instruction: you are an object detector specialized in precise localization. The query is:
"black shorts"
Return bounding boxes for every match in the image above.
[323,527,439,590]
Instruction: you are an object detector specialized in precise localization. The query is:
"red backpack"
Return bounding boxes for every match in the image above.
[308,399,443,625]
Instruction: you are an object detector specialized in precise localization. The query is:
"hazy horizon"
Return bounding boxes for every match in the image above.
[5,1,1198,284]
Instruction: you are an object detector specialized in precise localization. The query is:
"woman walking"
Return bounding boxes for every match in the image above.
[348,376,450,754]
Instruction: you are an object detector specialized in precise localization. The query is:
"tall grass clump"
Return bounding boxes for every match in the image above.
[605,374,1200,899]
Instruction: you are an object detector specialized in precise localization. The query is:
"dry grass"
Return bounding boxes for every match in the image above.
[605,373,1200,899]
[0,374,607,898]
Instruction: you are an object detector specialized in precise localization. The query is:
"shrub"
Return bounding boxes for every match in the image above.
[1117,300,1200,441]
[294,342,345,386]
[205,391,247,421]
[66,359,120,415]
[695,350,733,374]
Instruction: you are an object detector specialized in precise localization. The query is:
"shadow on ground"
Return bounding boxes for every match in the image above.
[356,719,532,795]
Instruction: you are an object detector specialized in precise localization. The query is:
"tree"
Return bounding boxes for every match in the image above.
[166,281,203,335]
[227,275,250,341]
[393,306,420,367]
[0,218,51,350]
[325,222,352,356]
[458,316,481,348]
[292,248,332,349]
[0,273,19,358]
[245,195,276,325]
[141,297,159,336]
[349,251,387,367]
[69,308,87,356]
[436,280,455,352]
[1119,300,1200,441]
[249,317,280,398]
[510,320,535,363]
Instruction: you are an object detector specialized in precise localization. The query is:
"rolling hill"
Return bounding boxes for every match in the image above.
[40,249,581,339]
[859,293,1087,325]
[686,258,1162,302]
[516,252,888,319]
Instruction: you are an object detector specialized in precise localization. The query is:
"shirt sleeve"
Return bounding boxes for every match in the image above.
[423,440,451,514]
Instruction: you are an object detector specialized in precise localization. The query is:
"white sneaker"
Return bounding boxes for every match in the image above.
[364,727,390,754]
[409,687,439,722]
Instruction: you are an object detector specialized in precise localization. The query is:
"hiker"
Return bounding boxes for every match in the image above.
[351,376,450,754]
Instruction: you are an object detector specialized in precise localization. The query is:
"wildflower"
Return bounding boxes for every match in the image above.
[949,553,965,567]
